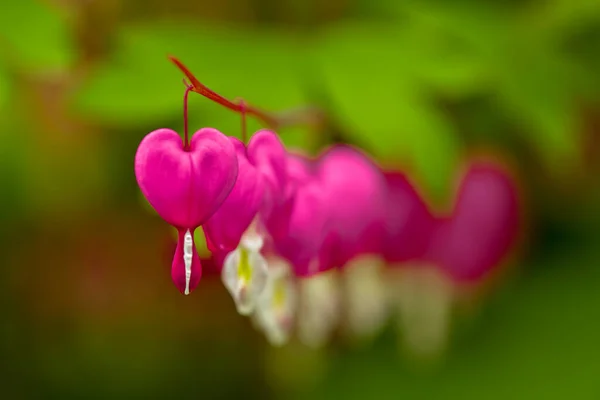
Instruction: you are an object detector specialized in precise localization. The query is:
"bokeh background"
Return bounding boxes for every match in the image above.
[1,0,600,398]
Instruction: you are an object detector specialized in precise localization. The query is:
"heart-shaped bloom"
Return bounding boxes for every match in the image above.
[384,161,520,357]
[247,151,329,347]
[270,151,332,276]
[274,147,389,348]
[315,145,388,271]
[203,138,264,253]
[382,171,437,264]
[204,130,290,315]
[248,130,295,242]
[202,137,266,314]
[135,128,238,295]
[427,161,520,284]
[342,171,434,341]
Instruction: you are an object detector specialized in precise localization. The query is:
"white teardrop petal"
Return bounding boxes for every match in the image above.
[183,230,194,295]
[343,255,391,338]
[394,266,454,357]
[221,246,269,316]
[297,269,341,349]
[253,257,297,347]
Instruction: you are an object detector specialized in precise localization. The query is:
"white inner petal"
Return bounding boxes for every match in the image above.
[240,217,265,252]
[344,255,390,338]
[297,269,341,348]
[252,257,297,347]
[394,266,454,357]
[183,229,193,295]
[221,243,269,316]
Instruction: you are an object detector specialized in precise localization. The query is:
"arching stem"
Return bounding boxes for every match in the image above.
[182,79,194,151]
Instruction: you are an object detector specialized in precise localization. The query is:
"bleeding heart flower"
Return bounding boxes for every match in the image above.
[384,160,520,357]
[203,137,264,253]
[315,145,388,271]
[135,127,238,295]
[382,171,436,263]
[427,161,520,283]
[248,130,295,242]
[273,153,331,277]
[204,130,291,315]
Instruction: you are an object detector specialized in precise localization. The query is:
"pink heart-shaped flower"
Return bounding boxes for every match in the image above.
[135,128,238,228]
[247,130,292,241]
[316,145,388,269]
[134,127,238,294]
[427,161,520,283]
[203,137,264,252]
[382,171,436,263]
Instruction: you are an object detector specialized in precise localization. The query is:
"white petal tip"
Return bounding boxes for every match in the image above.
[236,303,255,316]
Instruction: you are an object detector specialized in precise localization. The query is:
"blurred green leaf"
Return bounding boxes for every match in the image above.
[0,0,73,71]
[494,50,580,171]
[397,0,585,172]
[313,22,461,198]
[534,0,600,35]
[0,64,10,121]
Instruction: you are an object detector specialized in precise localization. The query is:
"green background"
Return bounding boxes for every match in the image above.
[1,0,599,398]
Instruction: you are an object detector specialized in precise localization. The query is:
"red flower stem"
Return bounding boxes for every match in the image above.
[182,79,193,151]
[238,99,247,143]
[169,55,279,129]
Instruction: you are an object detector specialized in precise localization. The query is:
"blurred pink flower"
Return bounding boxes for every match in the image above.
[204,130,293,315]
[315,145,388,272]
[426,161,520,284]
[382,171,436,264]
[203,137,264,253]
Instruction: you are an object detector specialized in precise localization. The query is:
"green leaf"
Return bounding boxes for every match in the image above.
[0,64,10,115]
[493,46,581,172]
[0,0,73,71]
[314,22,461,198]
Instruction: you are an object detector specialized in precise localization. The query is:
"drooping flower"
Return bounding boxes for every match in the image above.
[282,146,389,348]
[202,137,266,314]
[380,170,447,355]
[236,150,327,347]
[336,170,434,341]
[204,130,290,315]
[273,155,330,277]
[384,160,520,357]
[315,145,388,272]
[135,127,238,295]
[247,130,294,243]
[427,160,520,285]
[202,137,263,254]
[382,171,437,265]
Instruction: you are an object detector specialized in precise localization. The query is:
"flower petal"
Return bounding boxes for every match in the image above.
[134,128,238,228]
[222,245,269,315]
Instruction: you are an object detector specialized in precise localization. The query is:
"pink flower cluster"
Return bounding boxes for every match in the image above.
[134,59,521,349]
